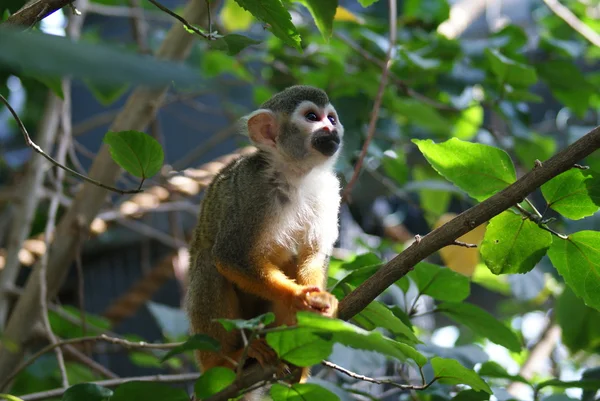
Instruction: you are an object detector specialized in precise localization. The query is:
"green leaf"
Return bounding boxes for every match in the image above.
[407,262,470,302]
[221,0,254,31]
[382,148,408,186]
[266,327,333,366]
[217,312,275,331]
[353,300,419,343]
[111,381,188,401]
[478,361,529,384]
[357,0,379,6]
[103,131,164,180]
[438,302,522,352]
[84,80,129,106]
[233,0,301,50]
[296,312,427,366]
[208,34,262,56]
[414,164,452,224]
[271,383,340,401]
[160,334,221,362]
[195,367,236,399]
[392,98,450,135]
[536,379,600,393]
[536,60,593,118]
[485,48,537,87]
[555,286,600,353]
[62,383,113,401]
[451,389,490,401]
[452,104,483,140]
[549,232,600,311]
[431,357,492,393]
[413,138,516,202]
[480,211,552,275]
[296,0,337,40]
[541,169,600,220]
[0,27,200,88]
[403,0,450,25]
[30,74,64,99]
[0,395,25,401]
[514,133,556,167]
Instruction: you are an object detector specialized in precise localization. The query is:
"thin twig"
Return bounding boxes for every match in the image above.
[0,334,182,390]
[514,203,568,240]
[322,361,438,390]
[542,0,600,47]
[146,0,212,39]
[38,80,72,389]
[452,240,477,248]
[20,373,200,401]
[0,95,142,195]
[342,0,397,201]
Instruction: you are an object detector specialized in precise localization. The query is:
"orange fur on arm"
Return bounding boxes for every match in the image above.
[215,258,302,303]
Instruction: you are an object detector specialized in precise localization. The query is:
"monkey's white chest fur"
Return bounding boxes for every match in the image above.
[264,167,341,255]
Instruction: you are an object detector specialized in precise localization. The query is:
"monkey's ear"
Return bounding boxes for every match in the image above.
[246,109,279,148]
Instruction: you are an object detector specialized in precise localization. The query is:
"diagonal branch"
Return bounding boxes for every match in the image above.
[3,0,74,28]
[542,0,600,48]
[338,126,600,320]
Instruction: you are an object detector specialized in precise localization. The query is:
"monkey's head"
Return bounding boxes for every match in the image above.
[241,85,344,168]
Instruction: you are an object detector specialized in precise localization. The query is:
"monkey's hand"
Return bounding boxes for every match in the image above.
[293,287,339,318]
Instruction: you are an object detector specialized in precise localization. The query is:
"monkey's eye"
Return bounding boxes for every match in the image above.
[328,115,337,125]
[305,112,319,122]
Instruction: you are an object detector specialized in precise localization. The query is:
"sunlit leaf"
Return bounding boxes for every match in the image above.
[220,0,254,31]
[297,312,427,366]
[541,169,600,220]
[413,138,516,201]
[480,211,552,275]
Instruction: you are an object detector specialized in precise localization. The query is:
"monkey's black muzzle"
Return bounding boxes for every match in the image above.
[311,129,341,156]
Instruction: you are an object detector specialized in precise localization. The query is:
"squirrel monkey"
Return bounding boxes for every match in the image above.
[185,85,343,383]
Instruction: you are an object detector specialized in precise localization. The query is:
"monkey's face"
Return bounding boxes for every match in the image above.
[279,100,344,162]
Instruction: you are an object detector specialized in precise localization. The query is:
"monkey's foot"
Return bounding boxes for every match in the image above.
[247,338,278,367]
[303,290,339,317]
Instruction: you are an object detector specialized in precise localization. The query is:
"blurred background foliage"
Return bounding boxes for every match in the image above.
[1,0,600,400]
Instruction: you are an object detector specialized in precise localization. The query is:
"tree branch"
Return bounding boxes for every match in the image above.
[542,0,600,48]
[322,360,437,390]
[3,0,74,28]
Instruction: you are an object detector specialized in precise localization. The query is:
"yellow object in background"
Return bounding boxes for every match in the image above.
[434,213,487,277]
